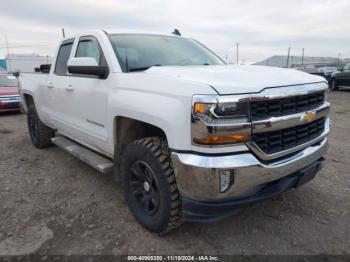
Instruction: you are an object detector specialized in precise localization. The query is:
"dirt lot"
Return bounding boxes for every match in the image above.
[0,90,349,256]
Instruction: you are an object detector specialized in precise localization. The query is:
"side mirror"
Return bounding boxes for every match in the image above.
[67,57,108,79]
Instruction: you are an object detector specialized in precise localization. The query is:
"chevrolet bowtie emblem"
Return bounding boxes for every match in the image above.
[301,112,316,122]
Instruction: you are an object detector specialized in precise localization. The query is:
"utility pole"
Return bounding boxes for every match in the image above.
[62,28,65,38]
[236,43,239,64]
[4,35,11,73]
[286,47,291,68]
[337,52,340,66]
[301,48,304,66]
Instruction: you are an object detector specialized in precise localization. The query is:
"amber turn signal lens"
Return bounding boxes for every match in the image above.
[193,134,251,145]
[194,103,206,114]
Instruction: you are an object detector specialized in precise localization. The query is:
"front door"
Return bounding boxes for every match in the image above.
[60,35,110,153]
[338,63,350,87]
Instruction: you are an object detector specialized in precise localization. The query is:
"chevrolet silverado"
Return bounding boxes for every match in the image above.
[19,30,331,233]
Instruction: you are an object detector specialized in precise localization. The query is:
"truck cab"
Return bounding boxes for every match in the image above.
[19,30,330,233]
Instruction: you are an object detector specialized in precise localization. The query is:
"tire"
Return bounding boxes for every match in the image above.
[27,104,55,148]
[330,79,338,91]
[121,137,183,234]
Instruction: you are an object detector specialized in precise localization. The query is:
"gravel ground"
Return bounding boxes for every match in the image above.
[0,90,349,256]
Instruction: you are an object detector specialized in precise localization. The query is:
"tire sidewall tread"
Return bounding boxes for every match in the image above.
[121,136,183,234]
[27,104,54,149]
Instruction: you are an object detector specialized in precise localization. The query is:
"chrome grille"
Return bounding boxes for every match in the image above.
[250,92,325,121]
[252,118,325,154]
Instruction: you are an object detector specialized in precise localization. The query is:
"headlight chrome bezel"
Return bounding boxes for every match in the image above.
[191,95,251,147]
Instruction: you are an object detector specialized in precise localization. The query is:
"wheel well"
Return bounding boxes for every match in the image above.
[113,116,167,166]
[24,94,35,108]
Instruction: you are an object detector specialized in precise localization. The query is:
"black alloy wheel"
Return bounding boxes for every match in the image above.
[27,104,54,148]
[129,160,160,215]
[28,108,40,144]
[330,79,338,91]
[120,137,183,234]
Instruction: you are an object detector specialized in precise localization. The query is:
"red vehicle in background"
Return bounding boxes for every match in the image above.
[0,74,21,113]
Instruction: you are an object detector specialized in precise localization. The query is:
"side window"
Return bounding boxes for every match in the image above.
[54,41,73,75]
[75,37,106,66]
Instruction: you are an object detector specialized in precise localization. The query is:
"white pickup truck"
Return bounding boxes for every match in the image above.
[19,30,330,233]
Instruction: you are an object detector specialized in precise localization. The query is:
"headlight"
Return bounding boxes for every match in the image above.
[194,101,248,120]
[192,96,251,146]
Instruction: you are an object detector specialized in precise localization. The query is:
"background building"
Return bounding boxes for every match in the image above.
[254,55,347,68]
[0,59,6,71]
[5,54,52,73]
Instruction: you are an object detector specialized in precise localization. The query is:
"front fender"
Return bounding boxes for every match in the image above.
[107,89,191,150]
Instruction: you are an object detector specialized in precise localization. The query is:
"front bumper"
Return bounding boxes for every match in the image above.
[172,114,329,221]
[182,158,324,223]
[171,135,328,201]
[0,101,21,112]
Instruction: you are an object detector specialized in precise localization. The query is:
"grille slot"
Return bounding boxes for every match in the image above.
[252,118,325,154]
[250,92,325,121]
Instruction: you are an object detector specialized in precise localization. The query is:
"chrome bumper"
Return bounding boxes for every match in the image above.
[171,134,329,201]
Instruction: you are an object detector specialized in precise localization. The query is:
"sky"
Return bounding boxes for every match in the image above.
[0,0,349,64]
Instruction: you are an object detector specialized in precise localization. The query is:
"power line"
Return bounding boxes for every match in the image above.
[236,43,239,64]
[286,47,291,68]
[301,48,304,66]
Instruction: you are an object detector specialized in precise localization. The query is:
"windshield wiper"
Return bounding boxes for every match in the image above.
[128,64,162,72]
[128,66,151,72]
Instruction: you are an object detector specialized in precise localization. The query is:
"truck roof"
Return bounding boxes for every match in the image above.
[61,29,185,42]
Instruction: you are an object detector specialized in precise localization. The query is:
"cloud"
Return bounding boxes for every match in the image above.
[0,0,349,63]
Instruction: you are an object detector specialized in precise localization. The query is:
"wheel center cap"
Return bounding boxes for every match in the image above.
[143,181,150,192]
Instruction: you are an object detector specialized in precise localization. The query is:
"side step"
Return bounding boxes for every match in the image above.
[51,136,113,174]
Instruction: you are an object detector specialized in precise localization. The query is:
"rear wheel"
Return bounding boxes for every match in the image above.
[121,137,183,234]
[330,79,338,91]
[27,104,55,148]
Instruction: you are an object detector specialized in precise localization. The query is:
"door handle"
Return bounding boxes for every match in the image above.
[47,82,54,88]
[65,85,74,92]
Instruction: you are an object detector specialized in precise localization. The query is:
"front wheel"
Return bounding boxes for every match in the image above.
[330,79,338,91]
[121,137,183,234]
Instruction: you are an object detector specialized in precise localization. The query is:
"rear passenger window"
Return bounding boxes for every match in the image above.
[54,42,73,75]
[76,37,106,66]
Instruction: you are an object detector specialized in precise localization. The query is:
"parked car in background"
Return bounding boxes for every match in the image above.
[329,63,350,90]
[318,67,338,82]
[0,74,21,113]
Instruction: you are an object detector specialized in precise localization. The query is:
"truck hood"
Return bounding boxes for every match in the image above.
[146,65,326,95]
[0,87,19,96]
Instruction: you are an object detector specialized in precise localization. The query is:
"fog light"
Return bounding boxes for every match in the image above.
[219,170,234,193]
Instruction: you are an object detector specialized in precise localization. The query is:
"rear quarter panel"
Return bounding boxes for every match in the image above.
[19,73,49,118]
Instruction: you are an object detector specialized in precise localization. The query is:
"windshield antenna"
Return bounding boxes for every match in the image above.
[172,29,181,36]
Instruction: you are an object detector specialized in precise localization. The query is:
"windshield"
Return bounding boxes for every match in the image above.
[0,75,18,87]
[108,34,225,72]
